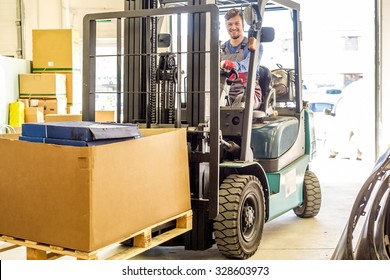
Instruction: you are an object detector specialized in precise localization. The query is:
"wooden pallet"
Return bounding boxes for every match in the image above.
[0,210,192,260]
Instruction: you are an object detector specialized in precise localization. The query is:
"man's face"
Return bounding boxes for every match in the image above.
[225,15,243,40]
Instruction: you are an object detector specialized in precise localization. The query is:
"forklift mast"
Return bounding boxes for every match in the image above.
[82,0,303,251]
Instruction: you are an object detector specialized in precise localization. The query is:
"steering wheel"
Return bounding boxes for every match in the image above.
[221,68,239,82]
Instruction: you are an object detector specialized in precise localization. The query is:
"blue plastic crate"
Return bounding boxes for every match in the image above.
[45,137,138,147]
[19,135,46,143]
[22,121,140,142]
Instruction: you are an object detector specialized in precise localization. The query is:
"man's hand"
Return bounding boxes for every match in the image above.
[220,60,236,71]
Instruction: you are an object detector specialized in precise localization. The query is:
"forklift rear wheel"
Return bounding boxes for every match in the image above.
[294,170,321,218]
[214,174,265,259]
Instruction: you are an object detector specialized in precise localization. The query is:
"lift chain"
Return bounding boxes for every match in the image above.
[157,53,178,124]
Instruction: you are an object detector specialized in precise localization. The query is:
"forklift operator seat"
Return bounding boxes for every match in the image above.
[253,65,272,117]
[258,65,272,103]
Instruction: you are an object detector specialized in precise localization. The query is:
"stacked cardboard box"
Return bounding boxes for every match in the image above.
[19,73,66,99]
[15,29,115,125]
[18,73,67,123]
[32,29,82,113]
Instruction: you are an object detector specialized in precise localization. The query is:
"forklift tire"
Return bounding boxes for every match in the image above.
[293,170,321,218]
[213,174,265,259]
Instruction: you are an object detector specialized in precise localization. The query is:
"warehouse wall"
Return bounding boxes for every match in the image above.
[0,0,19,57]
[4,0,389,153]
[21,0,123,61]
[380,0,390,152]
[22,0,65,61]
[0,56,31,126]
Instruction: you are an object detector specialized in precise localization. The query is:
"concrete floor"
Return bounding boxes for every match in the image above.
[132,156,374,260]
[0,155,374,260]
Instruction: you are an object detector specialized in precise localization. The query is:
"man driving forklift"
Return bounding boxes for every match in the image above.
[220,8,264,109]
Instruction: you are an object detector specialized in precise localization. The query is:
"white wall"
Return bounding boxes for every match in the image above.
[21,0,123,61]
[0,56,31,126]
[22,0,68,61]
[381,0,390,152]
[0,0,19,57]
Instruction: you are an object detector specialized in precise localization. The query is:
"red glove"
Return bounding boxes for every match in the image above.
[220,60,236,71]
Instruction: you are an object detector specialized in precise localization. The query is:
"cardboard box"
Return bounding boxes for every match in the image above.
[37,97,67,115]
[0,128,190,252]
[25,107,44,123]
[95,110,116,122]
[19,74,66,98]
[34,71,82,104]
[18,99,29,108]
[64,71,81,104]
[45,114,82,122]
[32,29,80,72]
[45,111,115,123]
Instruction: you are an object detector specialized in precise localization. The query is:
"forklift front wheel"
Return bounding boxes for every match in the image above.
[294,170,322,218]
[214,175,265,259]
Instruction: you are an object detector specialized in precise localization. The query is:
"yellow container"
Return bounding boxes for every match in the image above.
[9,101,25,127]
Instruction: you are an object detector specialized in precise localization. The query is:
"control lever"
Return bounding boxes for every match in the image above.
[220,138,241,159]
[220,69,239,106]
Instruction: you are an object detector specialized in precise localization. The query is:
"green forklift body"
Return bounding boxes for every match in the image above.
[251,116,299,159]
[266,154,309,221]
[220,153,309,222]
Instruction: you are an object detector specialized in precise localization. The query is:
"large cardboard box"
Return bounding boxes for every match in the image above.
[32,29,80,72]
[0,128,190,252]
[19,73,66,98]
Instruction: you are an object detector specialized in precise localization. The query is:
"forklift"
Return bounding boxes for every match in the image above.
[82,0,321,259]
